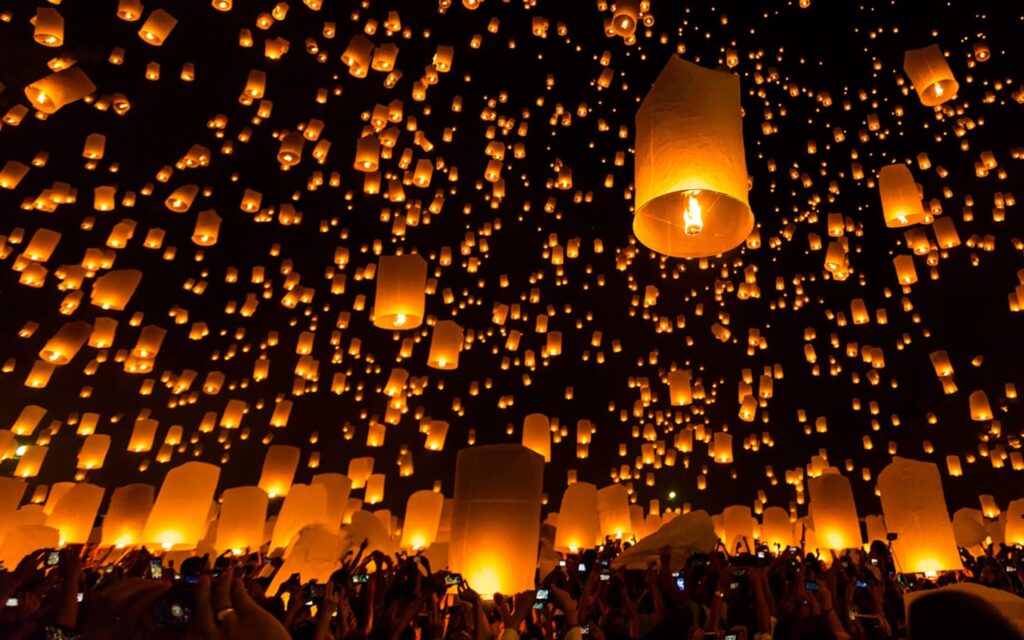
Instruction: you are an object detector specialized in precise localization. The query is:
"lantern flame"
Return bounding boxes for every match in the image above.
[394,313,407,327]
[683,193,703,236]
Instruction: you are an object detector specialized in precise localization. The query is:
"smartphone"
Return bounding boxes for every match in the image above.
[150,559,163,580]
[724,634,738,640]
[729,581,740,590]
[351,573,370,584]
[46,551,60,567]
[580,624,590,635]
[578,563,586,572]
[445,573,463,586]
[304,583,325,601]
[77,592,84,603]
[757,551,765,559]
[533,588,549,608]
[787,546,799,553]
[600,568,611,581]
[855,580,868,589]
[558,560,566,567]
[870,558,879,566]
[805,581,819,592]
[1008,566,1017,573]
[5,598,18,607]
[675,576,686,590]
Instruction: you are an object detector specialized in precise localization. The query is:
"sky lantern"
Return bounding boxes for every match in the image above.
[45,483,105,545]
[100,483,154,548]
[721,505,755,552]
[15,446,48,478]
[215,486,268,553]
[192,210,222,246]
[903,44,959,106]
[24,67,96,115]
[258,445,301,498]
[399,489,444,550]
[312,473,352,529]
[138,9,177,45]
[365,473,386,504]
[878,164,926,228]
[0,525,60,569]
[373,254,427,329]
[90,269,142,311]
[760,506,795,550]
[270,483,328,552]
[808,470,862,551]
[522,412,551,462]
[428,320,463,369]
[969,390,993,421]
[142,461,220,549]
[449,445,544,599]
[77,434,111,470]
[1004,499,1024,546]
[878,458,961,574]
[33,8,64,46]
[12,405,47,436]
[633,57,754,258]
[597,484,633,540]
[554,481,601,553]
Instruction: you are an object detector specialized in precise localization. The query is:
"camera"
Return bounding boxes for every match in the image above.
[675,576,686,590]
[533,588,549,608]
[351,573,370,584]
[150,559,163,580]
[445,573,463,586]
[46,551,60,567]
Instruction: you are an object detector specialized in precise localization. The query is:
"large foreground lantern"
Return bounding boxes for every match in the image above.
[258,445,301,498]
[808,470,862,551]
[215,486,268,553]
[760,506,795,550]
[142,461,220,549]
[449,445,544,598]
[373,254,427,329]
[903,44,958,107]
[46,483,104,545]
[100,483,153,547]
[400,489,445,551]
[877,457,961,574]
[878,164,926,228]
[633,57,754,258]
[597,484,633,540]
[24,67,96,114]
[554,482,600,553]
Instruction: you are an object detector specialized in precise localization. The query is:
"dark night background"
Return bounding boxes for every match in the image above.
[0,0,1022,522]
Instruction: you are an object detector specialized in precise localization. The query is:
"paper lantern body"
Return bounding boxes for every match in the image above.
[142,461,220,549]
[215,486,268,553]
[1005,499,1024,546]
[24,67,96,114]
[0,476,27,514]
[428,320,463,369]
[634,57,753,258]
[46,483,104,545]
[347,457,375,489]
[449,445,544,598]
[258,445,301,498]
[522,413,551,462]
[808,470,862,551]
[373,254,427,329]
[0,525,60,568]
[400,489,445,550]
[879,164,926,228]
[952,508,989,549]
[40,321,92,364]
[101,483,153,547]
[554,482,600,552]
[270,484,328,552]
[312,473,352,529]
[877,457,961,574]
[760,507,794,550]
[903,44,958,106]
[863,515,888,546]
[597,484,633,540]
[721,505,754,552]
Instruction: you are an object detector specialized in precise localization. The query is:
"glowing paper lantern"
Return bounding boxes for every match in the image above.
[33,7,64,46]
[449,445,544,598]
[712,432,734,463]
[597,484,633,540]
[365,473,386,504]
[270,484,328,552]
[952,508,989,549]
[428,320,463,369]
[258,445,301,498]
[879,164,926,228]
[141,461,220,549]
[12,405,47,436]
[138,9,177,45]
[903,44,959,107]
[15,446,48,478]
[347,457,375,489]
[100,483,154,547]
[215,486,268,553]
[721,505,754,552]
[554,482,600,553]
[24,67,96,114]
[0,525,60,569]
[39,321,91,364]
[312,473,352,529]
[46,483,104,545]
[808,470,862,551]
[399,489,444,550]
[192,210,222,246]
[90,270,142,311]
[667,370,692,406]
[77,433,111,469]
[760,506,795,550]
[877,457,961,574]
[373,255,427,329]
[522,413,551,462]
[0,477,27,515]
[1004,499,1024,546]
[633,57,754,258]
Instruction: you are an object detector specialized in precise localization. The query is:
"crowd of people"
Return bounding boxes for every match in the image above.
[1,537,1023,640]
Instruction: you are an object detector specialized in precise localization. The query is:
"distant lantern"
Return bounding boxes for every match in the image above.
[554,482,601,553]
[808,470,862,551]
[877,457,961,574]
[46,483,105,545]
[612,0,639,36]
[373,254,427,329]
[969,390,993,421]
[633,57,754,258]
[903,44,958,107]
[39,321,92,365]
[428,320,463,369]
[141,461,220,549]
[192,210,222,246]
[91,269,142,311]
[667,370,692,406]
[712,432,733,463]
[878,164,926,227]
[215,486,268,553]
[77,434,111,470]
[24,67,96,115]
[400,489,444,550]
[354,136,381,172]
[258,445,301,498]
[138,9,177,45]
[449,445,544,598]
[100,483,154,547]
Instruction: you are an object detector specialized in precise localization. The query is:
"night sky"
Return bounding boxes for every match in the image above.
[1,0,1022,521]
